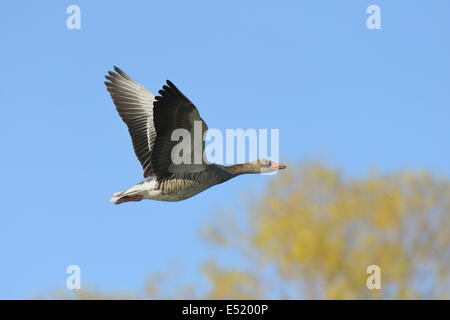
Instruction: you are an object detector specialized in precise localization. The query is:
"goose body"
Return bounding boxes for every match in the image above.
[110,164,230,203]
[105,67,285,204]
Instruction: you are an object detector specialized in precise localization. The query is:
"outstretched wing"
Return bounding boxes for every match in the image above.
[105,67,208,179]
[105,66,157,177]
[152,80,209,179]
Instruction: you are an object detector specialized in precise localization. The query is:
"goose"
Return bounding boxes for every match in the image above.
[105,66,286,204]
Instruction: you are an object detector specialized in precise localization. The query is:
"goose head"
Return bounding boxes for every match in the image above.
[253,159,287,173]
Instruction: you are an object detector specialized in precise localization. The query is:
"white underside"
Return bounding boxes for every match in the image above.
[110,177,163,202]
[110,177,191,203]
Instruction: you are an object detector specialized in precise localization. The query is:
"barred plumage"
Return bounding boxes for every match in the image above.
[105,67,286,204]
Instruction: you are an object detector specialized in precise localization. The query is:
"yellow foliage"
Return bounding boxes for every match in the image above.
[204,163,450,299]
[203,262,264,299]
[44,163,450,300]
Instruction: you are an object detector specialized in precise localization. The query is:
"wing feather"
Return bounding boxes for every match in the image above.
[152,80,209,179]
[105,67,209,179]
[105,66,156,177]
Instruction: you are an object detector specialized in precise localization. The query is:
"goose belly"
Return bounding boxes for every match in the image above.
[150,176,217,202]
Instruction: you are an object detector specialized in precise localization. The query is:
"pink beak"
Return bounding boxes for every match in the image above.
[271,162,286,170]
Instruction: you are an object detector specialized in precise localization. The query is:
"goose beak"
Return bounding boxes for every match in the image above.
[272,162,286,170]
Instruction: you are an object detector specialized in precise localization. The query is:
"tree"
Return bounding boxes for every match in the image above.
[43,163,450,299]
[204,163,450,299]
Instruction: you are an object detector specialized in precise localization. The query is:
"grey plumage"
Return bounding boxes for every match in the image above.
[105,67,285,204]
[105,67,156,177]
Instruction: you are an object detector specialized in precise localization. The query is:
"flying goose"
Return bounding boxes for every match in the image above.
[105,66,285,204]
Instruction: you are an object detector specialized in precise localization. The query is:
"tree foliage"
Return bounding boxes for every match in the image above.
[204,163,450,299]
[44,163,450,299]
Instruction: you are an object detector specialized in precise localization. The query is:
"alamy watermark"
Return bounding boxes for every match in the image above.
[366,265,381,290]
[366,5,381,30]
[170,121,281,173]
[66,265,81,290]
[66,5,81,30]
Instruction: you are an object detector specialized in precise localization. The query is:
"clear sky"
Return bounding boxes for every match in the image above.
[1,1,449,298]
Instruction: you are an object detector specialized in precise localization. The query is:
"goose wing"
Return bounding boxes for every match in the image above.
[152,79,209,178]
[105,66,157,178]
[105,67,208,179]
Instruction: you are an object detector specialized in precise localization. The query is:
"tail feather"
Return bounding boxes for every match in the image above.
[110,190,142,203]
[110,178,158,204]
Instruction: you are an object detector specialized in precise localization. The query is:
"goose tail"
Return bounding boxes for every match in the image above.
[110,190,145,204]
[110,191,126,203]
[110,178,158,204]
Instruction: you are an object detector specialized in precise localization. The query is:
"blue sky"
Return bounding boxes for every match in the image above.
[1,1,449,298]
